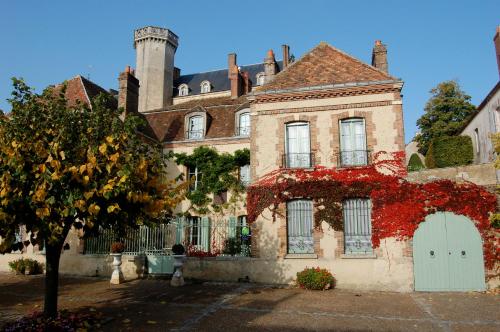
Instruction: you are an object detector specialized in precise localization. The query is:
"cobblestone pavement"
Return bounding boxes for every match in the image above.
[0,273,499,331]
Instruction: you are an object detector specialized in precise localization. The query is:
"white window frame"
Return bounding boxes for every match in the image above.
[188,216,201,246]
[200,80,211,93]
[235,109,251,137]
[178,84,189,97]
[239,164,250,186]
[186,114,205,139]
[188,166,202,191]
[343,198,373,255]
[339,118,367,167]
[285,122,311,168]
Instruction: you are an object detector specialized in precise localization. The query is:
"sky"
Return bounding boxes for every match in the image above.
[1,0,499,143]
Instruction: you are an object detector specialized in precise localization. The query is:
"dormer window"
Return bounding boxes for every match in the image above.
[235,108,251,137]
[200,80,211,93]
[256,72,265,86]
[179,84,189,96]
[187,115,204,139]
[185,109,208,140]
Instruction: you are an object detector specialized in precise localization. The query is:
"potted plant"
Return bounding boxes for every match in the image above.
[170,244,186,287]
[110,241,125,284]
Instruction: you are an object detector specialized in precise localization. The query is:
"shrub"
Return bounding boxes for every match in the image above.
[425,136,473,168]
[172,244,185,255]
[110,242,125,254]
[296,267,335,290]
[8,258,44,275]
[222,238,241,256]
[407,153,425,172]
[186,245,218,258]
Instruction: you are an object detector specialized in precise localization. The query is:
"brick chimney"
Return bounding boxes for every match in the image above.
[282,45,290,69]
[371,40,388,74]
[264,50,277,83]
[494,26,500,79]
[228,53,242,99]
[118,66,140,116]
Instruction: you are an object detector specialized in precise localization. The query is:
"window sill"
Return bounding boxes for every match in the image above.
[341,254,377,259]
[285,253,318,259]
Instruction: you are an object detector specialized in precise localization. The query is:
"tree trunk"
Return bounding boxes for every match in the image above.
[44,241,63,318]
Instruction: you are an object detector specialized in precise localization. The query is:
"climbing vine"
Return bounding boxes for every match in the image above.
[247,152,499,269]
[175,146,250,214]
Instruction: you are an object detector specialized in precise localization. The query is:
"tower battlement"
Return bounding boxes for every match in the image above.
[134,26,178,49]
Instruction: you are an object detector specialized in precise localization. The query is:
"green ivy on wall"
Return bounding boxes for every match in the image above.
[174,146,250,214]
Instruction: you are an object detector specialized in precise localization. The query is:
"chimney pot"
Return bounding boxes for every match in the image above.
[282,44,290,69]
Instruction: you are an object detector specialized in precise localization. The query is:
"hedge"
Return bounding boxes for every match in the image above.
[407,153,425,172]
[425,136,473,168]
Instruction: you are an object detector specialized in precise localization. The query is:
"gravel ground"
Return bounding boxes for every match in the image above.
[0,273,498,331]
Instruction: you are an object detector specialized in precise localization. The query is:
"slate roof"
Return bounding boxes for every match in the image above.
[256,42,396,92]
[174,61,283,96]
[142,96,249,142]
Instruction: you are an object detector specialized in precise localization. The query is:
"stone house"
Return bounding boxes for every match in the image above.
[460,26,500,164]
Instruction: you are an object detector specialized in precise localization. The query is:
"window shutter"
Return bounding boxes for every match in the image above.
[287,200,314,254]
[201,217,211,252]
[175,217,185,244]
[343,199,372,254]
[228,216,237,239]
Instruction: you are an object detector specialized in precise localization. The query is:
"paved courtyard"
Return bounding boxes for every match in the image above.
[0,273,499,331]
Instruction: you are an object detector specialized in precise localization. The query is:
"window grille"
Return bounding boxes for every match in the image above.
[343,198,372,254]
[287,200,314,254]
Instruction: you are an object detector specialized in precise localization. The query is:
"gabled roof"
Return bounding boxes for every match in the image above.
[54,75,117,109]
[257,42,396,92]
[174,62,283,96]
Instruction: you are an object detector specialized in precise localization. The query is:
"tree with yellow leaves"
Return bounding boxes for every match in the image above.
[0,79,184,317]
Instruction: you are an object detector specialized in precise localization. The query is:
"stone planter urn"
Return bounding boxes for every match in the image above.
[170,254,186,287]
[110,253,124,284]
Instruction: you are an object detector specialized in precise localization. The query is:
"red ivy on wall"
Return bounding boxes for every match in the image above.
[247,152,499,269]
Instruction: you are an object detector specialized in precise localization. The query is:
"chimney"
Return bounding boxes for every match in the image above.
[241,71,251,94]
[371,40,388,73]
[228,53,242,99]
[282,45,290,69]
[494,26,500,79]
[264,49,277,83]
[134,26,178,112]
[173,67,181,82]
[118,65,140,116]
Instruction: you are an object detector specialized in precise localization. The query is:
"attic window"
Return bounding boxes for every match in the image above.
[179,84,189,96]
[256,72,265,86]
[200,80,211,93]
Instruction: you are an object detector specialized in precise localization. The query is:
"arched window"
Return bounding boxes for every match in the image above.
[200,80,211,93]
[256,72,265,86]
[474,128,480,156]
[179,84,189,97]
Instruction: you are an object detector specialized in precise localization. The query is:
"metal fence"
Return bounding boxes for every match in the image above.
[83,217,251,257]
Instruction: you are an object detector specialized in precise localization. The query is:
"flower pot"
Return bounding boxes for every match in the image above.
[170,254,186,287]
[110,253,124,284]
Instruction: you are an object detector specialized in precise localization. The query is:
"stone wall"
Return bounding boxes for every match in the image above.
[406,162,498,186]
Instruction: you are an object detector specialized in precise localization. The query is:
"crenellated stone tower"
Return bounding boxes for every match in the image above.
[134,26,178,112]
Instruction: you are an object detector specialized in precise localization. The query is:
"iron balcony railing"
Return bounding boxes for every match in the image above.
[337,150,371,168]
[235,126,250,137]
[282,153,315,168]
[186,129,204,140]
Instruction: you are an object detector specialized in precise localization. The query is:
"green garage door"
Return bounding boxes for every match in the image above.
[413,212,486,291]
